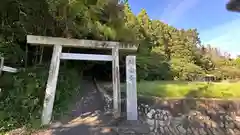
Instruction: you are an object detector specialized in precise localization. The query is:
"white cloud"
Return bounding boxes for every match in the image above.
[161,0,199,25]
[201,18,240,57]
[159,0,180,21]
[200,16,240,41]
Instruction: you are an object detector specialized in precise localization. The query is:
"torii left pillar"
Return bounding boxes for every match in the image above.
[41,45,62,125]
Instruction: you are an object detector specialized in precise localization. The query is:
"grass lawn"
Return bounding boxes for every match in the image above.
[123,81,240,98]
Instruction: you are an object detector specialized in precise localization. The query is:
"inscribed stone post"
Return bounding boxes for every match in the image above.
[126,55,138,120]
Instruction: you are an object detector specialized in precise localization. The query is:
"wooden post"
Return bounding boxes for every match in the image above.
[112,45,121,117]
[126,55,138,120]
[0,57,4,76]
[41,45,62,125]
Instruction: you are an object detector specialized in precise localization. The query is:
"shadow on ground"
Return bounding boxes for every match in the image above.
[51,112,117,135]
[33,78,119,135]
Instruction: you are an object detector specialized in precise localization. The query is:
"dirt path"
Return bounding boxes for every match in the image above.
[33,78,117,135]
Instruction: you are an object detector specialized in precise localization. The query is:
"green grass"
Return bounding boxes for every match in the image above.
[123,81,240,98]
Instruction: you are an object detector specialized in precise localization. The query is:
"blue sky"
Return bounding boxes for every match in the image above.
[128,0,240,57]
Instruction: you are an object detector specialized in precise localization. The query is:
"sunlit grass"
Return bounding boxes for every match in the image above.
[123,81,240,98]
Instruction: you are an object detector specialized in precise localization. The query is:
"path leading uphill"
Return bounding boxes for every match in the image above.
[32,78,122,135]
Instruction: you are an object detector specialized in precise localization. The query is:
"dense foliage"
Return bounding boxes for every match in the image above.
[1,0,240,81]
[124,5,240,81]
[0,0,239,132]
[0,66,80,132]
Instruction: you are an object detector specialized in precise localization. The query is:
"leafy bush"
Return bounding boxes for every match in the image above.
[0,65,81,132]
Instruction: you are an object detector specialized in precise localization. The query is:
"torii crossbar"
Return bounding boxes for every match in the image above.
[27,35,138,125]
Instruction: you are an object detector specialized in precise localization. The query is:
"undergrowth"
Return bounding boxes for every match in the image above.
[0,65,81,133]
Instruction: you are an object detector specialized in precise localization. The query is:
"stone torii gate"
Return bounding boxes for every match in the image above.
[27,35,138,125]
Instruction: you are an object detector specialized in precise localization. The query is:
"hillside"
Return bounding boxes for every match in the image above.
[0,0,240,133]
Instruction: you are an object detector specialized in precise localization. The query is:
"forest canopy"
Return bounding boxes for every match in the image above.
[0,0,240,81]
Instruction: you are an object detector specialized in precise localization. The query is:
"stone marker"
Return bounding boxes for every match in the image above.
[126,56,138,120]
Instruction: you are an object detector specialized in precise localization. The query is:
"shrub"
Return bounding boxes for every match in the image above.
[0,65,80,132]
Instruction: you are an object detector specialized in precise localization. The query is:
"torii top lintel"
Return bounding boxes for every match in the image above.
[27,35,138,51]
